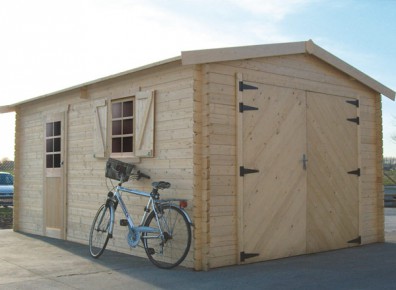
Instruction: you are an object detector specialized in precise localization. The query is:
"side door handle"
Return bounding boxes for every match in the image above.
[302,154,308,170]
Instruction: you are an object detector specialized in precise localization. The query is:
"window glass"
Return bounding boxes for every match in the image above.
[112,102,122,118]
[45,121,62,168]
[112,120,122,135]
[54,121,61,136]
[46,139,53,153]
[46,123,53,137]
[54,137,61,152]
[112,138,122,153]
[123,119,133,134]
[123,101,133,117]
[111,98,134,154]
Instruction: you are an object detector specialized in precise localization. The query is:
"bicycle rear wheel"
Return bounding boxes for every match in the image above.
[89,204,112,258]
[143,204,191,269]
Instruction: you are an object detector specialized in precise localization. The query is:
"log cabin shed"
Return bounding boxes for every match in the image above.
[1,40,395,270]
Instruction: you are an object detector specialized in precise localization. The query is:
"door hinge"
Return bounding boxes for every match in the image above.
[239,81,258,92]
[346,99,359,108]
[240,251,259,262]
[347,236,361,244]
[239,102,259,113]
[240,166,259,177]
[347,117,360,125]
[348,168,361,176]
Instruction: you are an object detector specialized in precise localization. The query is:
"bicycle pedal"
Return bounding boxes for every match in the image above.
[120,219,128,226]
[147,248,155,255]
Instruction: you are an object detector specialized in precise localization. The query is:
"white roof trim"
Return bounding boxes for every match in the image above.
[182,40,395,100]
[0,56,181,112]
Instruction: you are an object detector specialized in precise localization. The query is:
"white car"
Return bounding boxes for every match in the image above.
[0,172,13,207]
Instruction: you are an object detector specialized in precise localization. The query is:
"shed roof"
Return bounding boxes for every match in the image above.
[182,40,395,101]
[0,40,394,113]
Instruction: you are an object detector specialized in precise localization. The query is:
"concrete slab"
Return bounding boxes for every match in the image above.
[1,209,396,290]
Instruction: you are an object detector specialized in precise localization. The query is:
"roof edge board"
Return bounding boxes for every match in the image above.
[0,56,182,111]
[307,41,395,100]
[181,41,307,65]
[0,106,15,113]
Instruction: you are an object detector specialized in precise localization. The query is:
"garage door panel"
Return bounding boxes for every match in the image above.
[241,84,307,262]
[306,92,359,253]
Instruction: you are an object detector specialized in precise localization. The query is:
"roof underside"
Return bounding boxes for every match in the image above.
[0,40,394,113]
[182,40,395,101]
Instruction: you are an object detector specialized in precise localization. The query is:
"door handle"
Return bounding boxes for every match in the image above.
[302,154,308,170]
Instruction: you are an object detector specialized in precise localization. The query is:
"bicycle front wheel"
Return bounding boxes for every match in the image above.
[143,204,192,269]
[89,204,112,258]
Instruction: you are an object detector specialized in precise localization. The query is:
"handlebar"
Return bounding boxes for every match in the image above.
[130,170,151,180]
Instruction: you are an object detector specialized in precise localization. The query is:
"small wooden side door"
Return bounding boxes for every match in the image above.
[306,92,359,253]
[238,79,307,263]
[44,113,66,239]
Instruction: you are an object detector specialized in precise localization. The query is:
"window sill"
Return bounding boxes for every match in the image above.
[109,154,141,164]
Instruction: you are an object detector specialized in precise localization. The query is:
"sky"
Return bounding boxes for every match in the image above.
[0,0,395,160]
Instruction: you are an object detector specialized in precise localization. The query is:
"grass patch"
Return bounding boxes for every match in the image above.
[0,207,13,229]
[0,207,13,215]
[384,170,396,186]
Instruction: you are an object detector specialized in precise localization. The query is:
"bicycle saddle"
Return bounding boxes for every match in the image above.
[152,181,171,189]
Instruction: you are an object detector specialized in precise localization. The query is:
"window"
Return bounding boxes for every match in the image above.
[46,121,61,168]
[93,91,155,159]
[111,98,134,155]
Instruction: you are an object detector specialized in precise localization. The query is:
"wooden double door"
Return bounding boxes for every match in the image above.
[238,79,359,263]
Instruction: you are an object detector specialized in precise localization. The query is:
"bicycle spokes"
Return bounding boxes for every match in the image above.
[142,204,191,269]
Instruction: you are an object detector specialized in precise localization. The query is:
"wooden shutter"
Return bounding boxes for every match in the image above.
[135,90,155,157]
[93,100,107,158]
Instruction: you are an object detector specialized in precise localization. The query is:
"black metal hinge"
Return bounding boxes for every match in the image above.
[348,168,361,176]
[240,251,259,262]
[347,236,362,244]
[239,81,258,92]
[347,117,360,125]
[240,166,259,177]
[239,102,259,113]
[346,99,359,108]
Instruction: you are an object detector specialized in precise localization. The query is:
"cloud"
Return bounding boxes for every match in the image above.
[0,0,317,103]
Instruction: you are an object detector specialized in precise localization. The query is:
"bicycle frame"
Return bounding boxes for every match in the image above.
[107,185,154,237]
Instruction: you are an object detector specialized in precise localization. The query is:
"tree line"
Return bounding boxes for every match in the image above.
[384,157,396,171]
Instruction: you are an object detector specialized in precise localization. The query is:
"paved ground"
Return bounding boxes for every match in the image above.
[1,211,396,289]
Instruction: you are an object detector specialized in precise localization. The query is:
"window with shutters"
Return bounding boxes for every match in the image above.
[111,98,134,156]
[93,90,155,159]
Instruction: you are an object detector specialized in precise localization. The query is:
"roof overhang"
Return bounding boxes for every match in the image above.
[0,56,182,113]
[182,40,395,101]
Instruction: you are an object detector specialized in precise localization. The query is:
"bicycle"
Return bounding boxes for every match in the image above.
[89,158,193,269]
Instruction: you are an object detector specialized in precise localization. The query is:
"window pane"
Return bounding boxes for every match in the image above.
[46,139,53,153]
[54,154,61,168]
[46,155,53,168]
[123,101,133,117]
[54,137,61,152]
[54,121,61,136]
[46,123,53,137]
[112,138,122,153]
[123,119,133,134]
[112,120,122,135]
[123,137,133,152]
[112,102,122,118]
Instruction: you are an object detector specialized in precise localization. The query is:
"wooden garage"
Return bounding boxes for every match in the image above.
[1,40,395,270]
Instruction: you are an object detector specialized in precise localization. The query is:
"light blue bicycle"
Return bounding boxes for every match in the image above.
[89,158,192,269]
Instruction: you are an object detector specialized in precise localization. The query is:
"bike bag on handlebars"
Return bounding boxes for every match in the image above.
[105,158,135,182]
